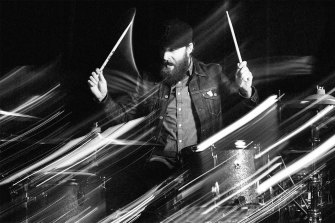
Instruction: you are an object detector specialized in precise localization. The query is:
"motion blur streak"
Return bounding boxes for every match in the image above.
[257,133,335,194]
[0,111,66,185]
[197,95,278,151]
[202,162,282,215]
[0,85,62,124]
[100,186,160,223]
[252,56,313,85]
[255,105,334,159]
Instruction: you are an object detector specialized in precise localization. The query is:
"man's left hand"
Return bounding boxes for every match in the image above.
[235,61,253,98]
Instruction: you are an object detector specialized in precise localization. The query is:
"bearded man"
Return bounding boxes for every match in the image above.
[88,18,258,212]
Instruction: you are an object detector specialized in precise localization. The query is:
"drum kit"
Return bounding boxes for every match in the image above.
[137,86,335,222]
[6,171,106,223]
[1,87,335,223]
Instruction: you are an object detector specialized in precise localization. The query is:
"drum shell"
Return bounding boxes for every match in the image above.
[10,172,106,223]
[215,147,257,204]
[182,143,258,205]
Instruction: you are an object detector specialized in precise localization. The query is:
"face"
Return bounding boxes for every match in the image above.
[160,43,193,86]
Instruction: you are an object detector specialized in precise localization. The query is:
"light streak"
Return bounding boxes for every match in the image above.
[202,162,282,215]
[255,105,334,159]
[257,134,335,194]
[197,95,278,152]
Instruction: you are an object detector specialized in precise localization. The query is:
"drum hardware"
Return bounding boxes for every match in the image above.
[267,173,309,220]
[279,86,335,223]
[284,88,335,110]
[90,122,102,171]
[308,88,326,223]
[280,156,310,210]
[9,171,106,222]
[246,165,326,223]
[255,155,312,222]
[211,144,218,168]
[278,90,284,123]
[209,144,220,207]
[211,181,220,208]
[308,171,323,223]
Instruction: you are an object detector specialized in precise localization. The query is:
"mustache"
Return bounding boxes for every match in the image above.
[162,60,174,66]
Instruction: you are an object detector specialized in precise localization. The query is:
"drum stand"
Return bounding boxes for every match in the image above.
[308,122,323,223]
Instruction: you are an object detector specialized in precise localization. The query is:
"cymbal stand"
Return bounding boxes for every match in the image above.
[210,145,220,208]
[90,122,101,173]
[308,118,323,223]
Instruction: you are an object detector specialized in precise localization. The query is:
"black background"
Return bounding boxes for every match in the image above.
[2,0,335,89]
[1,0,335,139]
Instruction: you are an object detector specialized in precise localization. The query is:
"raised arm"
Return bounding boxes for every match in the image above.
[235,61,253,98]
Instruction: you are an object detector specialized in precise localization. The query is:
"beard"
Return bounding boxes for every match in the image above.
[160,53,190,86]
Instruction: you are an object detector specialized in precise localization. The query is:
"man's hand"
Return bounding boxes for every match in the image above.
[235,61,253,98]
[88,68,108,102]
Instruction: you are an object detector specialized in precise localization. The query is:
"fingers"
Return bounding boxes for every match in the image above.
[94,68,105,81]
[243,68,252,79]
[89,68,105,85]
[90,73,98,85]
[236,61,252,79]
[88,79,95,87]
[240,70,252,83]
[237,61,247,69]
[236,64,253,87]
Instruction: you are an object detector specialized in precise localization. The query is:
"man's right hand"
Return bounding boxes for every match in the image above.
[88,68,108,102]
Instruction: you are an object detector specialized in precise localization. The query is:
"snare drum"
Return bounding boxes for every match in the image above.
[10,171,106,223]
[181,140,258,205]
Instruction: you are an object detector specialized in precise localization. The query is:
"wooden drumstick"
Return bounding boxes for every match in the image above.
[100,12,135,71]
[226,11,242,63]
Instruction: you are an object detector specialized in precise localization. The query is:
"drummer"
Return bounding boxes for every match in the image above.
[88,18,258,209]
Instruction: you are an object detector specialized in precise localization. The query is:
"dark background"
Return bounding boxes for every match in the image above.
[1,0,335,144]
[1,0,335,93]
[1,0,335,140]
[1,0,335,143]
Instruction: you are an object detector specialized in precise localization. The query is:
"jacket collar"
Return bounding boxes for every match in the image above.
[192,57,207,77]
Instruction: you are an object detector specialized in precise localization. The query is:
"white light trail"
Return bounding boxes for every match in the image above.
[197,95,278,152]
[255,105,334,159]
[257,133,335,194]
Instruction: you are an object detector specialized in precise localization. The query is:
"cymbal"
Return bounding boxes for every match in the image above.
[304,93,335,101]
[285,94,335,109]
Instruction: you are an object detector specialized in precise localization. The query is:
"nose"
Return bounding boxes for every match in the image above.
[163,50,172,61]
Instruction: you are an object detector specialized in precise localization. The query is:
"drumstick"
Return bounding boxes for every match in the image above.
[100,14,135,71]
[226,11,242,63]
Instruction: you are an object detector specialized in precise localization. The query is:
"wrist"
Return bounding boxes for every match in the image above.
[96,93,108,103]
[239,86,252,98]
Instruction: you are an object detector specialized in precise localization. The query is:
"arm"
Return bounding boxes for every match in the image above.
[88,68,138,125]
[235,61,254,98]
[220,61,258,126]
[234,61,258,104]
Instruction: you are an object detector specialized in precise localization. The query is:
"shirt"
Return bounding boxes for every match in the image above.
[161,69,198,160]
